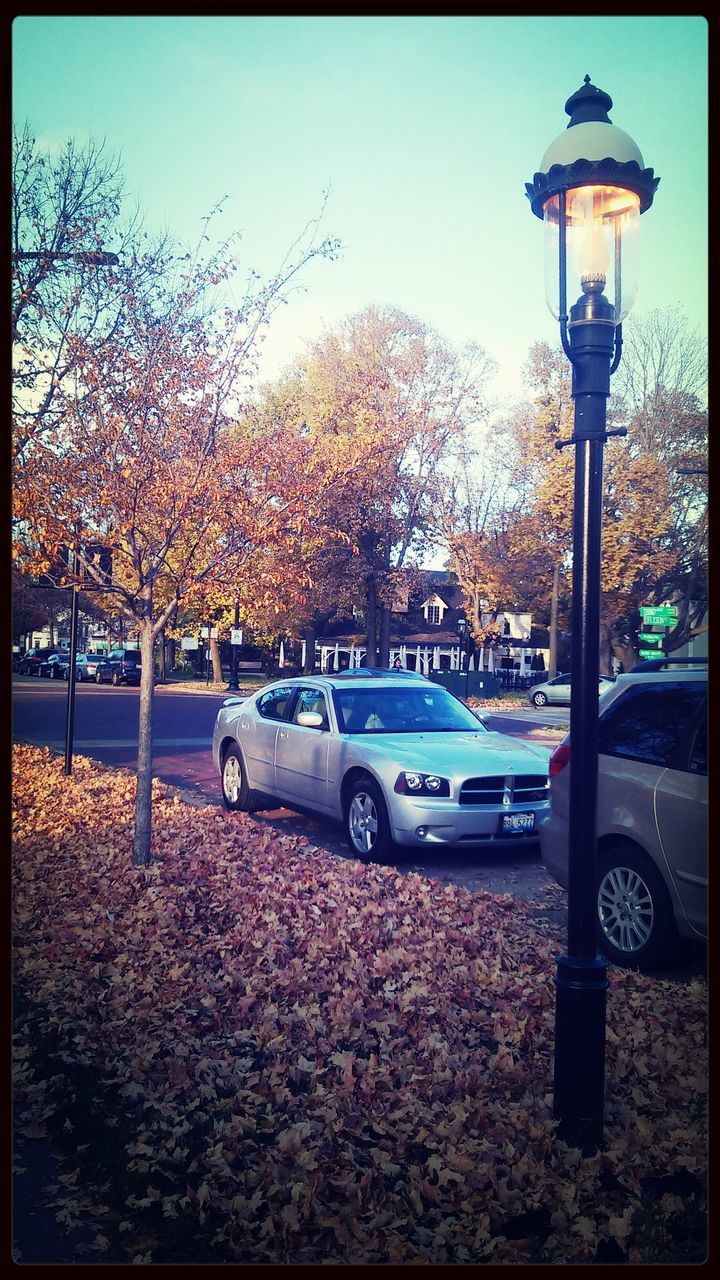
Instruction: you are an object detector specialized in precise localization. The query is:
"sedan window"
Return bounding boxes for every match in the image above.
[257,684,298,722]
[292,687,329,729]
[335,685,482,734]
[598,682,706,769]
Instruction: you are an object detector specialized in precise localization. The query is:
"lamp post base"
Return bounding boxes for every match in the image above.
[553,953,608,1150]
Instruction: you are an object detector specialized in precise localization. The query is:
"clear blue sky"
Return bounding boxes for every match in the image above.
[12,15,708,403]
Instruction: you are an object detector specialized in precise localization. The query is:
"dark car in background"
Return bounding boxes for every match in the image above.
[38,652,71,679]
[94,648,142,686]
[18,646,60,676]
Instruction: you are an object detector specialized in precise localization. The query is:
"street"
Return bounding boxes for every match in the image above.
[12,676,566,910]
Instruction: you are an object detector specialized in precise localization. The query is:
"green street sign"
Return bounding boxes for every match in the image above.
[639,649,666,659]
[640,606,678,624]
[638,632,665,645]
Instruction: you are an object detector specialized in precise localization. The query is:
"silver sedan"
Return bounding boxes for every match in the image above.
[528,672,615,707]
[212,672,550,861]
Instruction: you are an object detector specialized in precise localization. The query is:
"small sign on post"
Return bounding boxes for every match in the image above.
[231,628,243,646]
[639,606,678,626]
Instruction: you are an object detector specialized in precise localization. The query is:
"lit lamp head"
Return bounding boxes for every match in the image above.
[526,77,659,328]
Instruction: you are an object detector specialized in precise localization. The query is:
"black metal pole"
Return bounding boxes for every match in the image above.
[64,586,80,776]
[553,280,614,1148]
[227,601,240,692]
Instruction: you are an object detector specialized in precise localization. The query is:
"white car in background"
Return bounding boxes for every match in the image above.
[528,672,615,707]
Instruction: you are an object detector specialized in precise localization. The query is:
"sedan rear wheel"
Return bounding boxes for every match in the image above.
[532,691,548,707]
[345,777,392,862]
[221,745,255,812]
[111,671,120,686]
[597,845,677,969]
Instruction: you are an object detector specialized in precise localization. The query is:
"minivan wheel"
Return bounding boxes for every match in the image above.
[95,670,103,684]
[111,671,120,686]
[597,845,677,970]
[221,744,255,812]
[532,691,548,707]
[345,776,393,862]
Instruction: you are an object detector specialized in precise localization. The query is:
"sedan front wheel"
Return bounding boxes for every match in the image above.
[345,777,393,862]
[221,745,255,812]
[532,691,548,707]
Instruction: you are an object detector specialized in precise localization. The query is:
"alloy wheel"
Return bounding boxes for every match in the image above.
[348,790,378,855]
[597,864,654,955]
[223,755,243,804]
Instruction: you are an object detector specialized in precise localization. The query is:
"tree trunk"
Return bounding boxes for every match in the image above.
[599,621,612,677]
[167,636,176,673]
[157,627,166,683]
[378,604,391,667]
[210,634,223,683]
[365,574,377,667]
[133,618,154,867]
[549,561,560,678]
[609,636,639,674]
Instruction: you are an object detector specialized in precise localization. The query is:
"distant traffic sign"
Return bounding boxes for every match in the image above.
[639,649,667,660]
[640,606,678,625]
[638,632,664,645]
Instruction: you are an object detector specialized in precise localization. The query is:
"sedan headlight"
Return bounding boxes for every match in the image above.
[394,771,450,797]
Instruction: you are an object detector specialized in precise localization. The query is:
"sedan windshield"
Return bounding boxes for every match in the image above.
[334,684,484,734]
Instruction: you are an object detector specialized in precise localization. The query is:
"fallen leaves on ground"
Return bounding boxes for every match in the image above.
[12,744,707,1264]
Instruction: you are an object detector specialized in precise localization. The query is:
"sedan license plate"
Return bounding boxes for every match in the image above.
[500,812,535,834]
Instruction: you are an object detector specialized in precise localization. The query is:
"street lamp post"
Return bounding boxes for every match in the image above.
[456,615,470,699]
[227,601,241,693]
[526,77,659,1146]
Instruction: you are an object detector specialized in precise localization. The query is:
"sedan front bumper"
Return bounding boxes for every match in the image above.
[387,794,548,847]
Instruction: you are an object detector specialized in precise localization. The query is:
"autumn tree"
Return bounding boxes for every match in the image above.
[13,127,341,866]
[611,307,708,653]
[445,339,682,674]
[263,306,495,666]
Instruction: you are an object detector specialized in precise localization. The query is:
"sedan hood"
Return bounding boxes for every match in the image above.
[354,730,550,771]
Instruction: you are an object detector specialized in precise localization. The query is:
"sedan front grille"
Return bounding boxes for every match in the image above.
[459,774,548,806]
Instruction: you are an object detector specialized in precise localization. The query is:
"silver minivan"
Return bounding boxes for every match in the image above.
[539,661,707,968]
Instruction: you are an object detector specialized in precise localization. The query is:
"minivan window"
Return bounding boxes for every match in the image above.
[689,711,707,777]
[598,682,706,769]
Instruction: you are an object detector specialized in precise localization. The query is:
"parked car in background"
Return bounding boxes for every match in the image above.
[213,671,550,861]
[63,653,104,682]
[18,646,60,676]
[94,649,142,686]
[39,652,70,679]
[539,659,707,969]
[528,672,615,707]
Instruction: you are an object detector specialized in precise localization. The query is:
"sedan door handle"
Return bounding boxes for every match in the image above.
[279,731,289,739]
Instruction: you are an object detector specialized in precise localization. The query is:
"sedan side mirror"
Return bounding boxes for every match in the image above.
[296,711,324,729]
